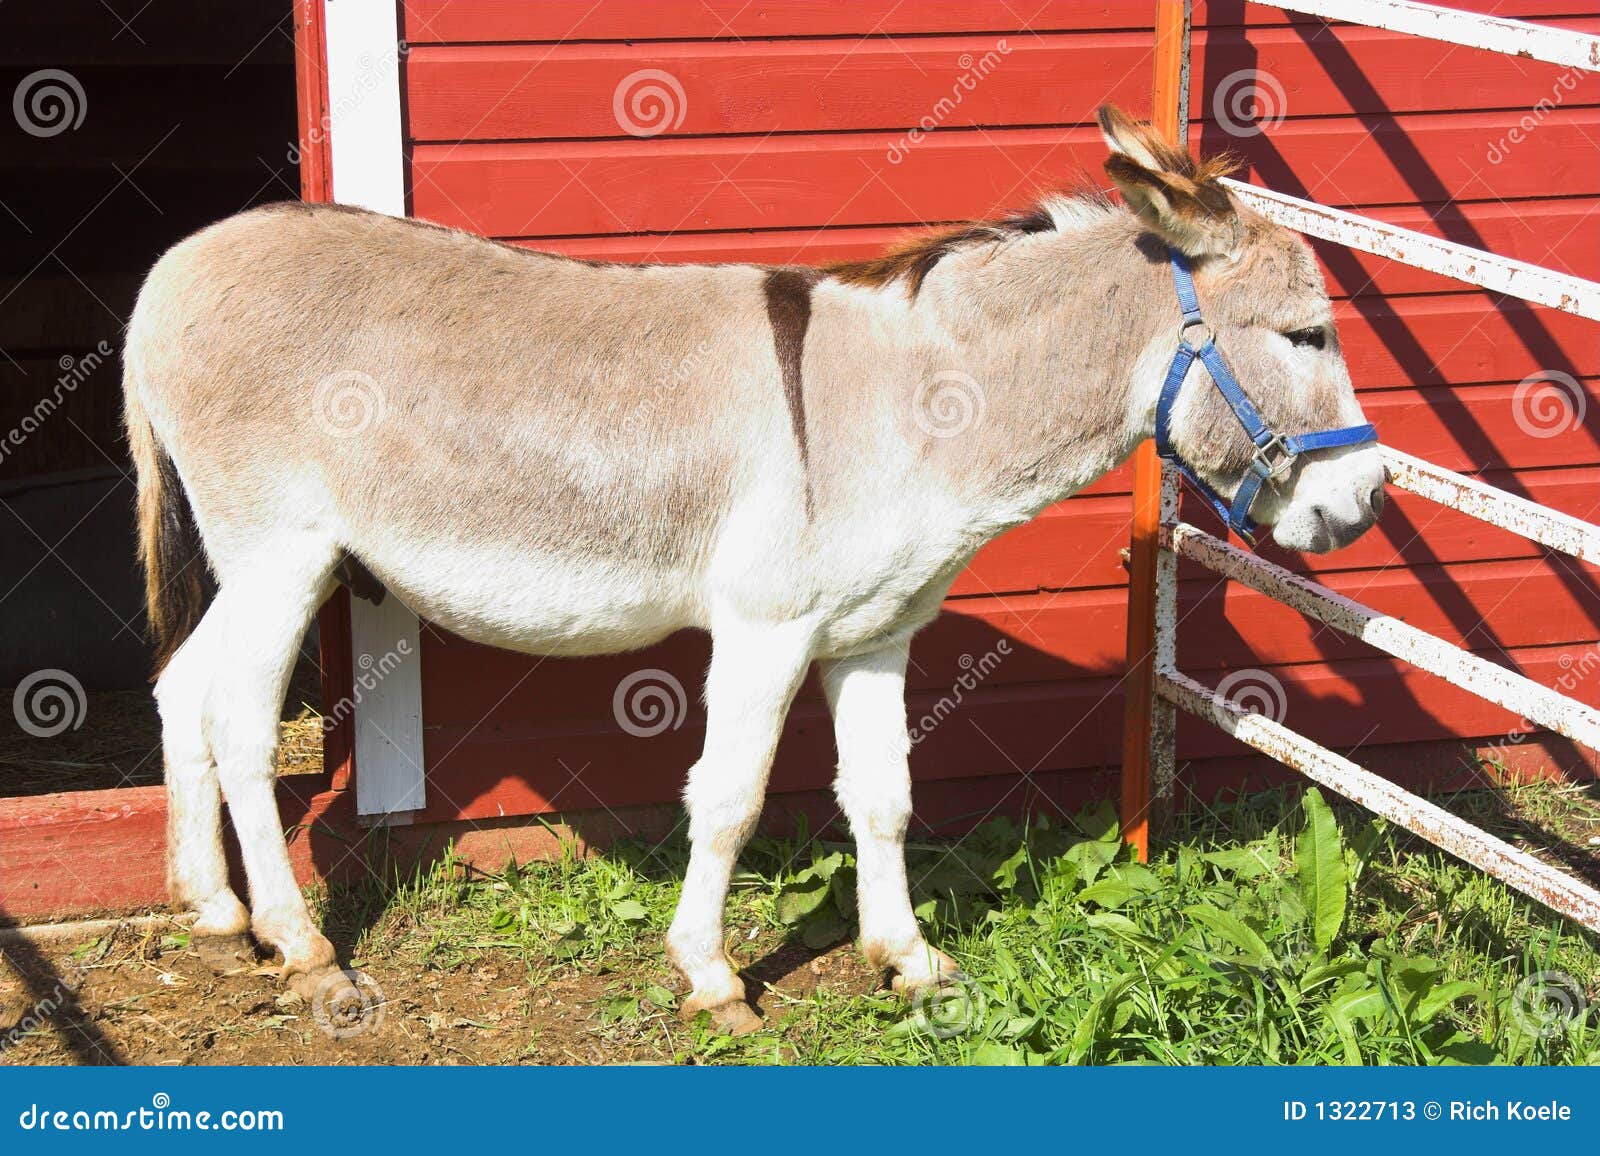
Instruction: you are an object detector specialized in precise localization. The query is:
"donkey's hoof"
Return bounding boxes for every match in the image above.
[890,947,962,997]
[681,995,763,1036]
[286,966,364,1027]
[194,932,258,973]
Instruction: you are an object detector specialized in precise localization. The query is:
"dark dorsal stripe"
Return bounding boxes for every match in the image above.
[763,266,822,516]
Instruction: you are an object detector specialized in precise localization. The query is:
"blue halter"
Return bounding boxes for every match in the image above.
[1154,248,1378,544]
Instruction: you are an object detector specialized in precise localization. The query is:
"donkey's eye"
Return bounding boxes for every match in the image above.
[1283,326,1327,350]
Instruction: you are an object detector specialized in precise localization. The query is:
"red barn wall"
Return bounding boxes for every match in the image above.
[392,0,1600,832]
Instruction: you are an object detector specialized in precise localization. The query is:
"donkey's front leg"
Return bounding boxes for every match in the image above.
[667,614,817,1036]
[821,646,959,994]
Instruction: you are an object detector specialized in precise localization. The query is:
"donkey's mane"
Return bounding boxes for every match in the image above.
[825,188,1116,296]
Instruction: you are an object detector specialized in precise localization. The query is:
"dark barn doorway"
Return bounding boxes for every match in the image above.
[1,1,301,796]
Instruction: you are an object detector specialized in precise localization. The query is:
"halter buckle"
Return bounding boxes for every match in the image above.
[1250,434,1295,481]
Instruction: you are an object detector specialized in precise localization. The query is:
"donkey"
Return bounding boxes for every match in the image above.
[122,106,1384,1034]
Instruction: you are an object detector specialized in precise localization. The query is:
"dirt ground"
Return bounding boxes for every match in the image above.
[5,786,1598,1066]
[2,654,890,1065]
[5,655,1596,1067]
[0,915,883,1066]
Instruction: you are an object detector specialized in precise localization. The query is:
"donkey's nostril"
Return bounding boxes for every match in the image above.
[1367,486,1385,518]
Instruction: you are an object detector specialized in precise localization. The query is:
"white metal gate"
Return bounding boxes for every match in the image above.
[1121,0,1600,931]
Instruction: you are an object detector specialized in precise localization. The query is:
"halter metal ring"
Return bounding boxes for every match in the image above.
[1251,434,1294,481]
[1180,318,1213,349]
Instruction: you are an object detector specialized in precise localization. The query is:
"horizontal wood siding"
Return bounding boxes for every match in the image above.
[396,1,1600,824]
[399,2,1593,43]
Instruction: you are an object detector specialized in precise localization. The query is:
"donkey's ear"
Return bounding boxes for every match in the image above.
[1097,104,1241,258]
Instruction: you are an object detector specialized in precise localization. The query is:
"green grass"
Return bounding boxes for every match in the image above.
[321,784,1600,1066]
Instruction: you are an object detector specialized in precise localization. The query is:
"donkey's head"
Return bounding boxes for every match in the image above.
[1099,105,1385,553]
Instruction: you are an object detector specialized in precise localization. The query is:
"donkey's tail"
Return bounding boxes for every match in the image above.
[124,368,208,678]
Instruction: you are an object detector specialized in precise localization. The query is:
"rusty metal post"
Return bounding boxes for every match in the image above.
[1119,0,1190,861]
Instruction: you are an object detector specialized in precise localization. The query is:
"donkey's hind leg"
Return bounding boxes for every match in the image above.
[156,609,252,968]
[202,542,358,1012]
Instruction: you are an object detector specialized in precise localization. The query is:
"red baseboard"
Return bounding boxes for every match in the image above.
[2,735,1588,925]
[0,775,351,925]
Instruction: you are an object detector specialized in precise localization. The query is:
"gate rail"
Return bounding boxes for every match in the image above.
[1120,0,1600,932]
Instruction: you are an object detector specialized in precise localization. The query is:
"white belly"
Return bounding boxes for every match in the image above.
[360,540,702,656]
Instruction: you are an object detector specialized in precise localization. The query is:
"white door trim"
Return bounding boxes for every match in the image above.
[323,0,426,821]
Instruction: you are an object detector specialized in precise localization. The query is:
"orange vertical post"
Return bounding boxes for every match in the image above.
[294,0,356,790]
[1119,0,1190,861]
[293,0,331,203]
